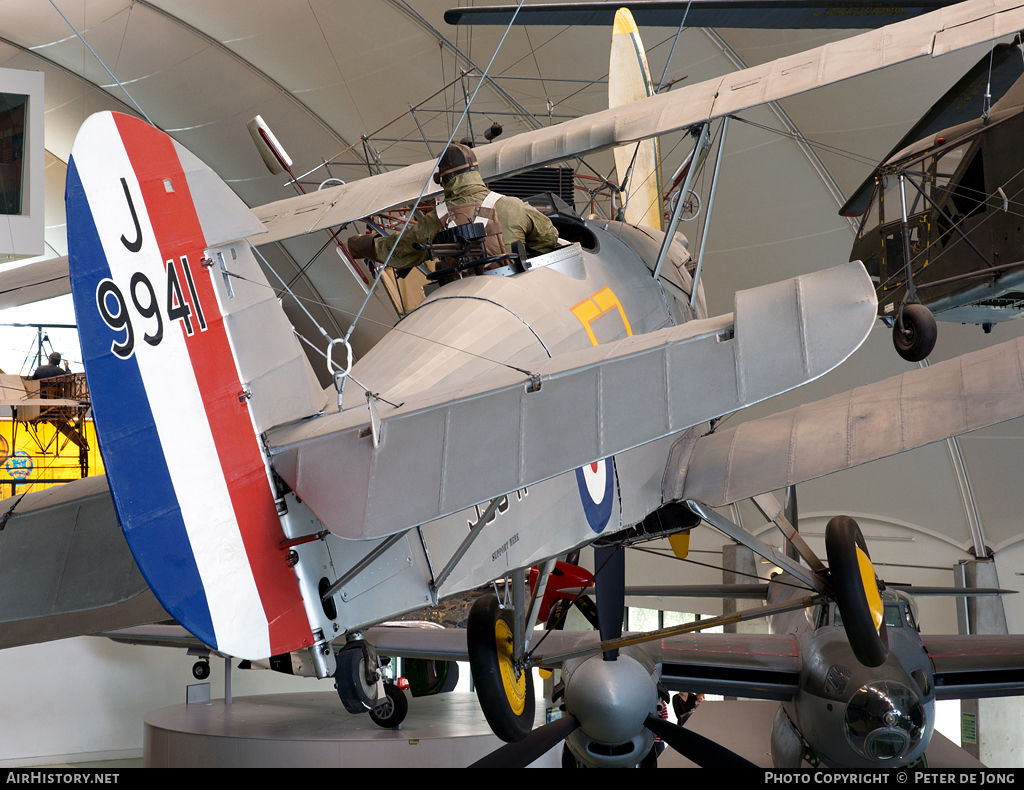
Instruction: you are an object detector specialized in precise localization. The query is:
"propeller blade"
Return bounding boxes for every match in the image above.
[594,544,625,659]
[644,713,758,769]
[784,485,799,563]
[469,714,579,768]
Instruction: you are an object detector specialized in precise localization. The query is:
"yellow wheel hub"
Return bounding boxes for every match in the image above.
[495,618,527,715]
[856,546,884,632]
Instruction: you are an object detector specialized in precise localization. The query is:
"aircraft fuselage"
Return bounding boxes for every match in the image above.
[281,215,707,637]
[768,574,935,768]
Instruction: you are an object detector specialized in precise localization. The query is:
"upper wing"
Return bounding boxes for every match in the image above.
[668,335,1024,506]
[651,632,802,700]
[923,634,1024,699]
[253,0,1024,245]
[444,1,966,28]
[268,261,875,540]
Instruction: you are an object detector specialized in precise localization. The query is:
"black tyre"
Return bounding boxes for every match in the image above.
[468,594,534,743]
[192,660,210,680]
[825,515,888,667]
[334,646,379,714]
[893,303,937,362]
[369,683,408,729]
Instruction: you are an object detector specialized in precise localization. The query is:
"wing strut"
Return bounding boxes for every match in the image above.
[654,122,709,280]
[689,117,730,308]
[751,492,827,575]
[429,496,504,602]
[685,499,828,594]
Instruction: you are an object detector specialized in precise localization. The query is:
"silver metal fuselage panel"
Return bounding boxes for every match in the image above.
[304,221,696,631]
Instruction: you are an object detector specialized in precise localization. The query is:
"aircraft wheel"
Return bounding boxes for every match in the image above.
[192,660,210,680]
[825,515,888,667]
[334,646,379,714]
[893,303,937,362]
[369,682,408,729]
[468,594,534,743]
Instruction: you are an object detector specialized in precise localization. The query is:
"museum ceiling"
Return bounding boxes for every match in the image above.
[2,0,1022,561]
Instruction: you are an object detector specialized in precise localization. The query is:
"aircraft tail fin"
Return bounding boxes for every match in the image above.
[66,112,326,659]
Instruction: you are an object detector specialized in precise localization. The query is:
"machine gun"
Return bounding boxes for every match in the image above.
[413,222,525,285]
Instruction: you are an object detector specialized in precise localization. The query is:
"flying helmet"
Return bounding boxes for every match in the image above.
[433,143,479,185]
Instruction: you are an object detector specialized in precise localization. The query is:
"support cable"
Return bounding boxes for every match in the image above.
[48,0,154,126]
[335,0,528,407]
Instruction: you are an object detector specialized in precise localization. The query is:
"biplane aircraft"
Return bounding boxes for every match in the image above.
[4,0,1024,771]
[842,37,1024,361]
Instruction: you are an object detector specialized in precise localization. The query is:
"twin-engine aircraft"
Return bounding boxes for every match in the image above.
[3,0,1024,768]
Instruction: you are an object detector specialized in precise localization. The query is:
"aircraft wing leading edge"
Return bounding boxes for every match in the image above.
[653,632,802,700]
[267,261,875,540]
[253,0,1024,245]
[668,334,1024,506]
[443,1,966,29]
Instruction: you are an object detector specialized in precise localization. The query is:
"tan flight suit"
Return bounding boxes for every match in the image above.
[370,171,559,271]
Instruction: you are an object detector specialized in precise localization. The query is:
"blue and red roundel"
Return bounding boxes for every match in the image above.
[575,458,615,533]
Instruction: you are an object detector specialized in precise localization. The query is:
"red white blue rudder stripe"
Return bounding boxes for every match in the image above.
[67,112,314,659]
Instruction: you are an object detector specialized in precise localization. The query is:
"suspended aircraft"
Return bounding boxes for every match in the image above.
[841,38,1024,361]
[4,0,1024,767]
[443,0,973,29]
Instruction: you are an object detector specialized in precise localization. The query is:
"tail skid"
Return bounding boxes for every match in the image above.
[67,112,327,661]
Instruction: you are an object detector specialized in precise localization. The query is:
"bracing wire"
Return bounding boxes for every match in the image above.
[48,0,155,126]
[339,0,529,355]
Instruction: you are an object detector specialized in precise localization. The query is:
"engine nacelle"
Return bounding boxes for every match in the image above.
[771,704,806,768]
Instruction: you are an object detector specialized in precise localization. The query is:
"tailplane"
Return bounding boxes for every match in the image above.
[66,112,326,660]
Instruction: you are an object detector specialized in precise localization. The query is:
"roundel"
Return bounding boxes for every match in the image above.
[575,458,615,534]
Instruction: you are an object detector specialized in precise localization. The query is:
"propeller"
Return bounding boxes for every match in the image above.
[470,714,579,768]
[593,543,625,660]
[469,705,760,767]
[644,713,758,769]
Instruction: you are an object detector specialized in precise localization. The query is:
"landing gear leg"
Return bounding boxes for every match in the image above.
[892,172,937,362]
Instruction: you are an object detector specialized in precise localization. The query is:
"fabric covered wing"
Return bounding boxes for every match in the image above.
[924,634,1024,699]
[253,0,1024,244]
[669,335,1024,506]
[0,256,70,311]
[443,1,966,28]
[0,477,170,649]
[268,262,875,539]
[654,632,802,700]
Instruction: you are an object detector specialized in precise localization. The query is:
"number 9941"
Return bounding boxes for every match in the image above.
[95,256,208,360]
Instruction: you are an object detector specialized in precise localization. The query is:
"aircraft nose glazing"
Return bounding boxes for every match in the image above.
[843,680,926,762]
